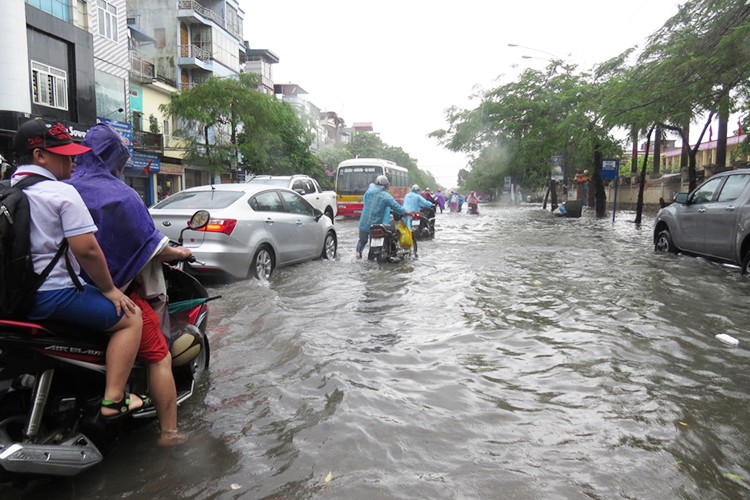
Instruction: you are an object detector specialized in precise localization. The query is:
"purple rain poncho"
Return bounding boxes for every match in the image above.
[66,123,165,289]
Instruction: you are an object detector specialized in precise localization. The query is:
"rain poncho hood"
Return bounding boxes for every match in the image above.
[66,123,165,288]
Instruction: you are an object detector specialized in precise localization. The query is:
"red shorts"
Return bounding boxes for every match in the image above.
[129,293,169,364]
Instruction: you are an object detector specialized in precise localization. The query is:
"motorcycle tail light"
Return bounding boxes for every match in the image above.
[371,228,384,238]
[197,219,237,235]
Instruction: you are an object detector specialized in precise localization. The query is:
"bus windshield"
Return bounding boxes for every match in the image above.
[336,166,381,195]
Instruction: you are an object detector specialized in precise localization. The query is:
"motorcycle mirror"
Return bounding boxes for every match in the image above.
[188,210,210,230]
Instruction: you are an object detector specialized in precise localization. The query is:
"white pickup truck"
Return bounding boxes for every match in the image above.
[247,175,338,222]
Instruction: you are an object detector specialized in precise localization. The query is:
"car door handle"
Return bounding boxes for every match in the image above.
[296,220,303,225]
[725,206,736,211]
[697,208,706,213]
[265,218,274,225]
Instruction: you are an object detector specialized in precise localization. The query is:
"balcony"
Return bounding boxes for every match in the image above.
[178,44,213,70]
[132,130,163,155]
[129,51,156,82]
[177,1,242,40]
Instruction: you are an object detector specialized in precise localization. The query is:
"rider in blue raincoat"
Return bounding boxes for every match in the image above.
[356,175,407,259]
[403,184,435,229]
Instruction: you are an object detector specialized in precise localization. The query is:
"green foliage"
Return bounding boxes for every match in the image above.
[432,0,750,199]
[432,61,621,195]
[345,132,439,189]
[148,114,160,134]
[160,73,318,180]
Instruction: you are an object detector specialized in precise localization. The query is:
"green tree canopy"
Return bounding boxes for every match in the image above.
[160,73,321,180]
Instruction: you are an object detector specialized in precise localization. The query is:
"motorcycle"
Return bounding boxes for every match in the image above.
[367,214,414,263]
[411,206,436,240]
[0,211,218,481]
[468,202,479,215]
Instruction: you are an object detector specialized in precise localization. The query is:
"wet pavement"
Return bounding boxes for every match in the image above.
[5,203,750,499]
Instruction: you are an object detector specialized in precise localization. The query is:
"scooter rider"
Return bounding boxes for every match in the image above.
[355,175,409,259]
[67,123,191,445]
[403,184,434,258]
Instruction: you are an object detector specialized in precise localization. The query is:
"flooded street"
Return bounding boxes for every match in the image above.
[7,203,750,499]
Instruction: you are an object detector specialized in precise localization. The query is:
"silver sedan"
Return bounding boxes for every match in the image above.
[149,183,337,279]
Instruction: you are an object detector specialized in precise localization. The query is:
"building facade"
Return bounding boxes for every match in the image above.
[0,0,96,165]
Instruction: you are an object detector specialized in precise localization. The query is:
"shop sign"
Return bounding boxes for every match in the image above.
[125,151,160,176]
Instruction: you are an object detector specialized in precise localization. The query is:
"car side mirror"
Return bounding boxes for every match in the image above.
[674,192,689,204]
[313,208,323,221]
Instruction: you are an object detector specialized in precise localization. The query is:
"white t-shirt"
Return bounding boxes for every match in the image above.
[11,165,97,291]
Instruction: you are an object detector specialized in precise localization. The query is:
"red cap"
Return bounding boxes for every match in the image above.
[15,119,91,156]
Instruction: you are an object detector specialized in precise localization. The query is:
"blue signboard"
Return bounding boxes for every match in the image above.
[601,159,619,181]
[97,117,133,152]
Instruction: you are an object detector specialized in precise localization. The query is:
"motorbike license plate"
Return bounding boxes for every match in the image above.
[412,219,420,227]
[371,237,384,247]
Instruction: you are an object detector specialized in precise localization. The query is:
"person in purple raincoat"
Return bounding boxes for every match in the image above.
[67,123,191,445]
[434,189,446,213]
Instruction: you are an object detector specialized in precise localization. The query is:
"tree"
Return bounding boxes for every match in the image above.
[161,73,319,181]
[432,60,621,215]
[346,132,439,189]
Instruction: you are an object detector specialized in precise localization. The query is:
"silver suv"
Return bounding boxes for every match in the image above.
[653,168,750,274]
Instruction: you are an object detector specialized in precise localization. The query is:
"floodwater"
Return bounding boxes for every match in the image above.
[6,203,750,499]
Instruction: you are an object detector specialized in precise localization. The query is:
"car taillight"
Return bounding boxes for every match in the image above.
[196,219,237,235]
[371,228,384,238]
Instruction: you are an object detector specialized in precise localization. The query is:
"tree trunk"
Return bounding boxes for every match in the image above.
[717,94,729,168]
[653,125,661,175]
[635,125,655,225]
[550,180,558,212]
[680,120,690,172]
[630,128,639,175]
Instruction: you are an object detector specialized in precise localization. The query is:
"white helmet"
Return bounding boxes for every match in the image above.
[375,175,390,187]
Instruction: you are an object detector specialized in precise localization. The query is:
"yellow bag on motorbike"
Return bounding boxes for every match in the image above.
[397,219,413,248]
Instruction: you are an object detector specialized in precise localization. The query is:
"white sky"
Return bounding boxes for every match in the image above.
[239,0,683,187]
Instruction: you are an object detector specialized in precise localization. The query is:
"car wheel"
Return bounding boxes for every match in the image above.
[251,245,275,280]
[655,229,677,254]
[322,231,337,259]
[741,252,750,275]
[325,207,335,224]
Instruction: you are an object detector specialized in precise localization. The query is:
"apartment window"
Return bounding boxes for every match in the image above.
[31,61,68,110]
[26,0,71,22]
[98,0,118,42]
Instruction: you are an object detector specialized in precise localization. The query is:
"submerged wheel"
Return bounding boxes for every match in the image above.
[251,245,275,280]
[376,243,390,263]
[322,231,337,259]
[655,229,677,254]
[741,252,750,276]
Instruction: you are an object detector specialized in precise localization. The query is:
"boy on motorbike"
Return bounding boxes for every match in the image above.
[67,123,191,445]
[355,175,409,259]
[11,119,144,420]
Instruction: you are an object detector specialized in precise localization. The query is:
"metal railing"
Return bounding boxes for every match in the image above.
[129,52,156,79]
[178,44,212,62]
[132,130,163,154]
[177,1,242,39]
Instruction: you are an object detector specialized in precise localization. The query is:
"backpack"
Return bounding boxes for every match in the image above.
[0,176,71,319]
